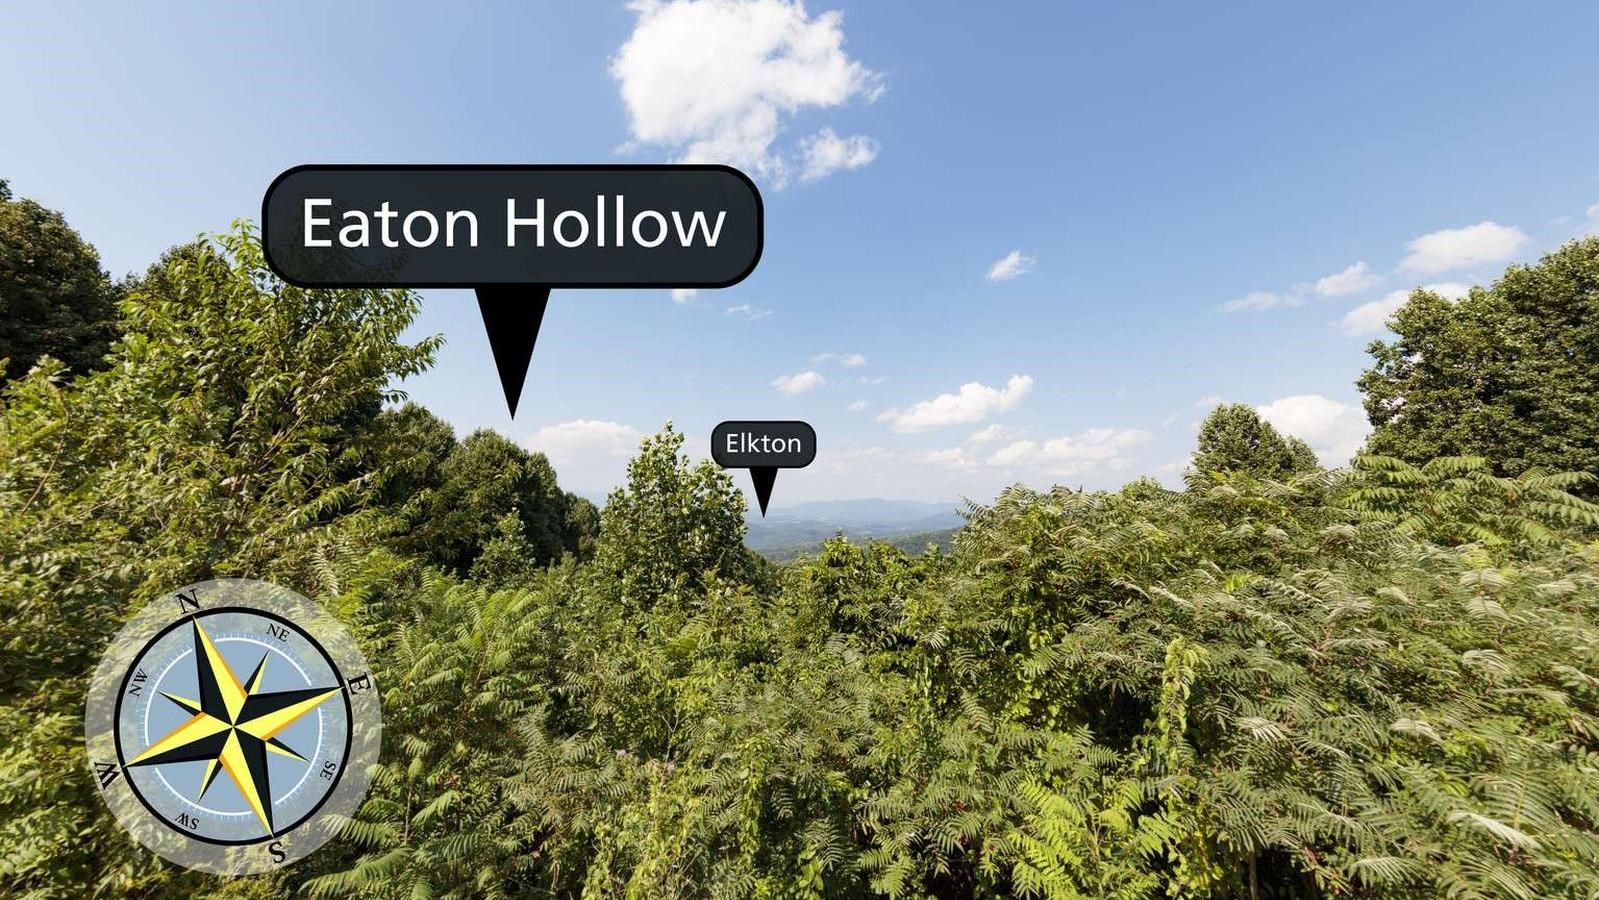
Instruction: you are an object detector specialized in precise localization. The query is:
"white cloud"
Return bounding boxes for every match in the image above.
[611,0,882,186]
[1338,291,1408,337]
[1194,395,1222,409]
[920,447,978,472]
[966,423,1020,444]
[772,370,825,396]
[986,427,1152,477]
[1223,290,1304,313]
[1222,261,1374,315]
[527,419,640,459]
[847,399,868,412]
[856,375,884,385]
[1256,395,1369,466]
[725,303,773,319]
[1314,261,1379,297]
[986,250,1036,282]
[877,374,1033,433]
[671,288,698,304]
[813,351,867,367]
[1585,200,1599,235]
[526,420,645,495]
[1401,221,1528,274]
[800,128,878,181]
[1337,282,1472,336]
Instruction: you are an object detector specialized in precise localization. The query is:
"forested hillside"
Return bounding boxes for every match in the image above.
[3,189,1599,898]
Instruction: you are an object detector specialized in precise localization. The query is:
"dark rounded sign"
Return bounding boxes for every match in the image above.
[262,164,763,288]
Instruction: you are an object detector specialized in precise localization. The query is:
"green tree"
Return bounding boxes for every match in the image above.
[588,423,756,609]
[355,401,458,512]
[1190,402,1318,481]
[1360,238,1599,489]
[0,179,121,381]
[401,428,584,573]
[0,224,435,896]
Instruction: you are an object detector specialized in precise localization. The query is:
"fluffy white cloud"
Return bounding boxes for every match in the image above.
[966,423,1020,444]
[1256,395,1369,466]
[725,303,773,319]
[772,370,825,396]
[1401,221,1528,274]
[611,0,882,185]
[1586,201,1599,235]
[986,250,1036,282]
[813,351,867,367]
[986,427,1152,476]
[1223,290,1303,313]
[1337,282,1472,336]
[877,374,1033,433]
[527,420,642,461]
[671,288,698,304]
[1194,395,1222,409]
[528,419,640,458]
[525,420,644,496]
[1314,261,1378,297]
[847,399,868,412]
[800,128,878,181]
[857,375,884,385]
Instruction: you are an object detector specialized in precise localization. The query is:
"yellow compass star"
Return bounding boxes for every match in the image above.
[128,619,341,835]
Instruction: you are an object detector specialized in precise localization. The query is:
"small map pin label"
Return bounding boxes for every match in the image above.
[263,165,763,417]
[711,421,817,517]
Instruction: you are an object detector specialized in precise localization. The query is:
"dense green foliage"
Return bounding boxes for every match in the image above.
[1360,238,1599,490]
[1191,403,1318,481]
[382,420,598,575]
[3,222,1599,898]
[0,226,437,895]
[0,179,121,382]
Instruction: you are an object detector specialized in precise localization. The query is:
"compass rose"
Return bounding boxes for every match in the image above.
[86,579,382,875]
[127,617,342,835]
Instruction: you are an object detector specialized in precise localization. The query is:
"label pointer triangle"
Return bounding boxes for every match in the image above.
[474,286,551,418]
[749,466,778,517]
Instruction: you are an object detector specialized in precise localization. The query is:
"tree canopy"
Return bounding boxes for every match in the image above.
[0,179,121,382]
[1190,402,1319,481]
[1360,237,1599,489]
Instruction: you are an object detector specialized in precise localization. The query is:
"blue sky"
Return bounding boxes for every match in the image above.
[5,1,1598,504]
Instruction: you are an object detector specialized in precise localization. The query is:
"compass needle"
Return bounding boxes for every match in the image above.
[218,731,274,835]
[160,692,202,715]
[243,653,269,694]
[128,712,230,766]
[265,737,307,761]
[238,687,342,742]
[197,758,223,801]
[192,620,248,721]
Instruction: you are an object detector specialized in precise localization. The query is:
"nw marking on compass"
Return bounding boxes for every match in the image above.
[119,615,343,836]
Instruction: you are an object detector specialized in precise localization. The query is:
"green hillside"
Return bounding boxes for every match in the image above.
[5,203,1599,898]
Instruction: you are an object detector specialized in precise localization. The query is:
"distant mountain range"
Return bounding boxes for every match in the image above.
[743,498,965,551]
[574,492,967,557]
